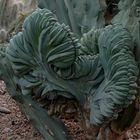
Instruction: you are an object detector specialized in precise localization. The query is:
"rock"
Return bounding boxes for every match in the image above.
[3,128,12,133]
[0,106,11,114]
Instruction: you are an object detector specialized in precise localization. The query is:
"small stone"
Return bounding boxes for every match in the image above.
[0,106,11,114]
[3,128,12,133]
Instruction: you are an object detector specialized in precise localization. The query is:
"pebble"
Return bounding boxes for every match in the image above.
[3,128,12,133]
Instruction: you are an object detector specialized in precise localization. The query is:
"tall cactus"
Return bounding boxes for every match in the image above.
[0,0,24,29]
[38,0,106,37]
[0,1,140,140]
[0,29,7,43]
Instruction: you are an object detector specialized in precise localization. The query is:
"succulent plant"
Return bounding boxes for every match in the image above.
[90,24,138,125]
[112,0,140,70]
[0,29,7,43]
[0,0,24,28]
[38,0,106,37]
[0,7,139,139]
[0,0,140,139]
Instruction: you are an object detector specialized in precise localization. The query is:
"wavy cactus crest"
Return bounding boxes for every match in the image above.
[0,7,139,140]
[90,24,139,125]
[7,8,138,124]
[112,0,140,73]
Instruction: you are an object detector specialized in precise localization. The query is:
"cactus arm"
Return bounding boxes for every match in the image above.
[112,0,140,69]
[55,0,71,27]
[21,94,72,140]
[0,0,7,27]
[90,24,139,125]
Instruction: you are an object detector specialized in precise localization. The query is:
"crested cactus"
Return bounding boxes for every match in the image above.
[112,1,140,133]
[0,0,140,140]
[112,0,140,69]
[90,24,138,125]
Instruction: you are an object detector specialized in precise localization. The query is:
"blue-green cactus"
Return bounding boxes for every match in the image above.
[0,5,139,140]
[5,8,139,125]
[38,0,106,37]
[90,24,139,125]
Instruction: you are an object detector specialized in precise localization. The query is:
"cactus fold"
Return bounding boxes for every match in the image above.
[0,4,139,139]
[112,0,140,69]
[90,24,139,125]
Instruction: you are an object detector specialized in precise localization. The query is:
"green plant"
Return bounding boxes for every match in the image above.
[0,0,140,140]
[0,0,24,28]
[112,0,140,69]
[0,29,7,43]
[38,0,106,37]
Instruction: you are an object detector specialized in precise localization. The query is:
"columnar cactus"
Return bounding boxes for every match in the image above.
[0,0,24,29]
[0,29,7,43]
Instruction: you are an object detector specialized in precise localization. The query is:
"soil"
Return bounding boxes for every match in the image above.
[0,80,140,140]
[0,81,43,140]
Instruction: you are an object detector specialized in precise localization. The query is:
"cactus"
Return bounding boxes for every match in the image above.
[27,0,38,10]
[90,24,138,125]
[112,0,140,69]
[0,8,139,139]
[112,1,140,119]
[0,0,24,29]
[0,29,7,43]
[0,1,140,140]
[38,0,106,37]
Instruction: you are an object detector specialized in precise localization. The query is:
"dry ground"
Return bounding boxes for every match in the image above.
[0,80,140,140]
